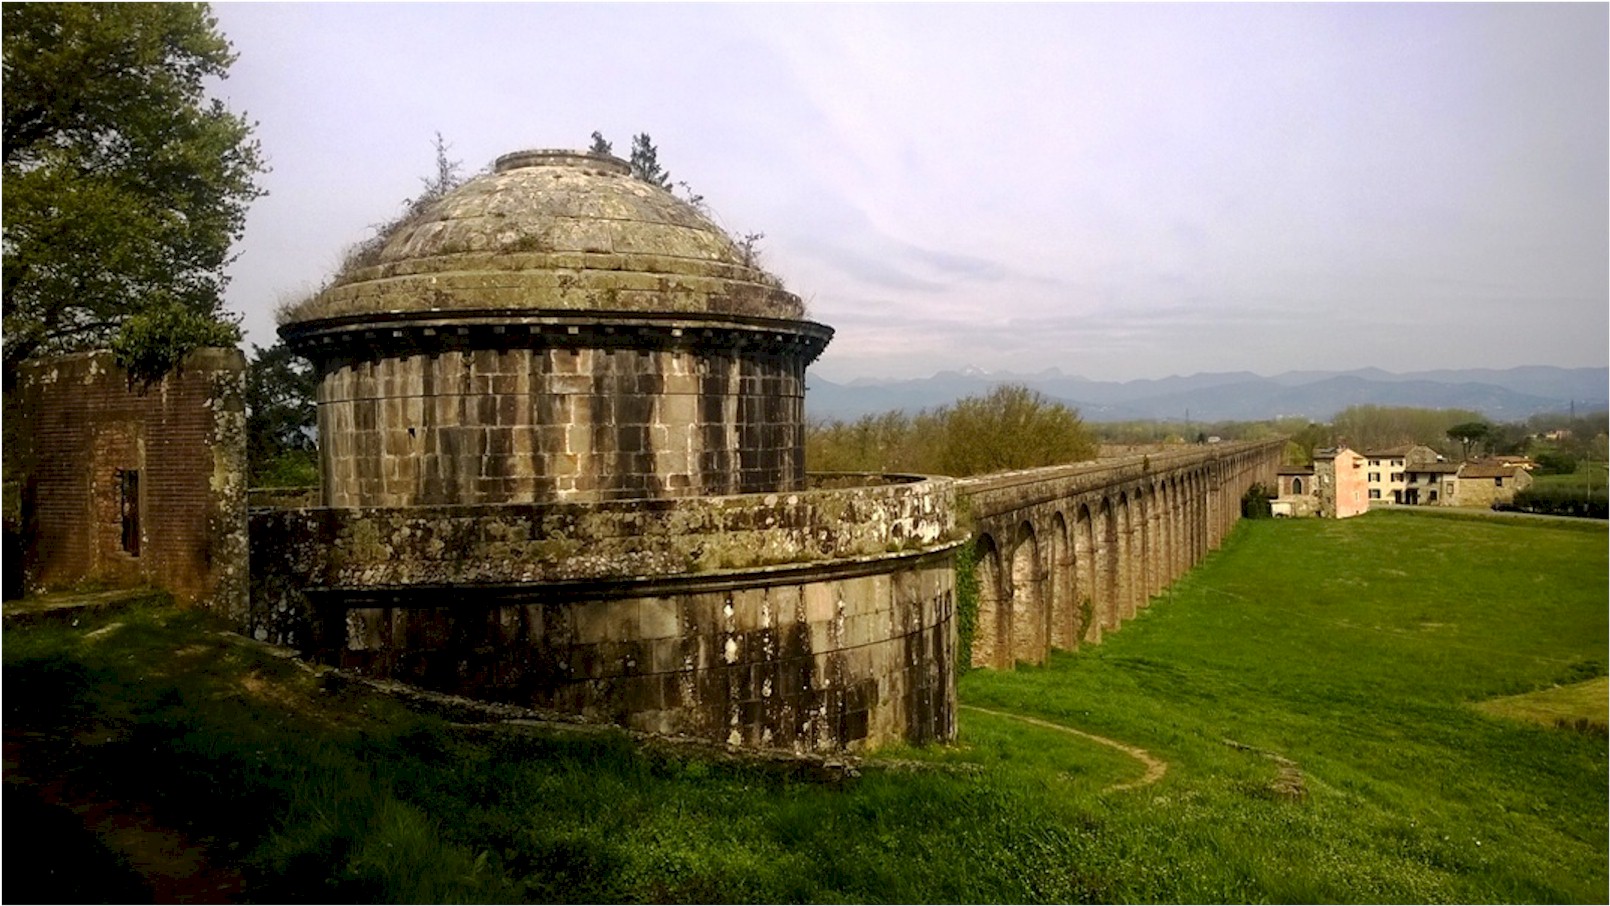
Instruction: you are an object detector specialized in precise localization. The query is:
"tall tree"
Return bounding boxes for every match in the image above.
[588,130,613,156]
[1447,421,1492,461]
[2,3,265,381]
[245,342,318,487]
[938,385,1097,476]
[628,132,672,188]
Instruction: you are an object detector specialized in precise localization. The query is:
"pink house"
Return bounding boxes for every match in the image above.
[1312,446,1370,519]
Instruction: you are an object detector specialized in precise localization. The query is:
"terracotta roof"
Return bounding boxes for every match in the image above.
[1407,463,1460,474]
[1459,463,1520,479]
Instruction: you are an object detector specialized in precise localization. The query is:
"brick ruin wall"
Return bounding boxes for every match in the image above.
[14,349,248,617]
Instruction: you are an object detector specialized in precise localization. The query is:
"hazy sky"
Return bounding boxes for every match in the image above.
[212,3,1608,383]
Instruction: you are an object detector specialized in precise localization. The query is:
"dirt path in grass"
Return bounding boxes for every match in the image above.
[4,731,247,904]
[959,704,1169,792]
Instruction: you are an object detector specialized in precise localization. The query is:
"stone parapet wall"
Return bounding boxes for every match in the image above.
[251,475,955,615]
[956,441,1277,515]
[249,475,959,754]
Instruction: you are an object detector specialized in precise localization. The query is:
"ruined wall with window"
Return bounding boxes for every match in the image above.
[13,349,248,616]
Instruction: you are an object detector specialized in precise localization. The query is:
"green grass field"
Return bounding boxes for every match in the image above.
[1534,460,1608,485]
[5,510,1605,903]
[1530,460,1608,492]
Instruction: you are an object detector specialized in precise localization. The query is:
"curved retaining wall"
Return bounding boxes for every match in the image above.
[250,475,959,753]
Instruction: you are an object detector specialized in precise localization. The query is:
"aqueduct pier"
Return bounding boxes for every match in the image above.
[958,439,1284,670]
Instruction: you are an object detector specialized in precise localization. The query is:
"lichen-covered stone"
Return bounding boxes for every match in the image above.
[249,476,961,754]
[284,150,803,325]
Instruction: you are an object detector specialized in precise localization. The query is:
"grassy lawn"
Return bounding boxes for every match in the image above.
[1531,460,1608,494]
[4,509,1604,903]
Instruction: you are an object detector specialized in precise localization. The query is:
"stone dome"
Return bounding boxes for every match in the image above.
[286,149,804,326]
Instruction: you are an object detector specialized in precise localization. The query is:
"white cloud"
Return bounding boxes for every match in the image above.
[215,3,1607,381]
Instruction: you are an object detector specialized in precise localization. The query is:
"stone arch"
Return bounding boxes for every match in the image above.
[1191,469,1206,563]
[1144,482,1162,601]
[1076,502,1099,644]
[1099,496,1120,630]
[1178,476,1191,582]
[972,533,1004,669]
[1010,521,1043,665]
[1292,476,1303,494]
[1120,490,1141,620]
[1050,510,1075,651]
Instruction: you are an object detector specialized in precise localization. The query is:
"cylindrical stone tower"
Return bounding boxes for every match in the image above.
[255,148,959,755]
[280,149,832,507]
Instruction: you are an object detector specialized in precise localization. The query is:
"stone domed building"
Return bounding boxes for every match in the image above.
[253,149,960,754]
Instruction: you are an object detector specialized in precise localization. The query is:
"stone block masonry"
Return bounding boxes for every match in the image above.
[958,439,1284,670]
[251,475,961,753]
[313,341,810,507]
[264,148,955,755]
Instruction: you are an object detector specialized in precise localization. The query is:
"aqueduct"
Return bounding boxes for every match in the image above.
[957,440,1283,669]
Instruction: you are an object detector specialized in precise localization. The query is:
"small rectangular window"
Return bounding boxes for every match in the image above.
[119,469,140,556]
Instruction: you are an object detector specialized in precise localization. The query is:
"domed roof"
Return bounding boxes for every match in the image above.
[284,149,803,326]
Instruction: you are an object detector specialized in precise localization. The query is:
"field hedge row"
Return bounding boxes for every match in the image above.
[1499,486,1608,519]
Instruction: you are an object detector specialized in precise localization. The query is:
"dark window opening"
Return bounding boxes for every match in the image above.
[119,470,140,556]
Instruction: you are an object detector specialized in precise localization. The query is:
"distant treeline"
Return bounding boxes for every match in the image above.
[806,385,1098,477]
[1094,405,1609,467]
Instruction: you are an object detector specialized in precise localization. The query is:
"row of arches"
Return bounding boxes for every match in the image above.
[966,443,1281,670]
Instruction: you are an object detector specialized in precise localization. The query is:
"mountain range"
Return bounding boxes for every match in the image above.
[804,365,1609,424]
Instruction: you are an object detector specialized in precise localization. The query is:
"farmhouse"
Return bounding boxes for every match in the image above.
[1312,446,1370,518]
[1403,462,1460,505]
[1449,462,1533,508]
[1362,444,1441,504]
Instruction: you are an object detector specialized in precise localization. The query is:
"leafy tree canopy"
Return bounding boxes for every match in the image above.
[1447,420,1493,460]
[3,2,264,381]
[807,384,1097,477]
[245,342,317,487]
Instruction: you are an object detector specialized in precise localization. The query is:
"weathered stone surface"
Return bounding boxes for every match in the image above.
[310,344,812,506]
[252,474,956,591]
[250,477,960,754]
[284,149,804,325]
[312,552,957,753]
[958,440,1284,670]
[15,349,248,617]
[257,147,952,755]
